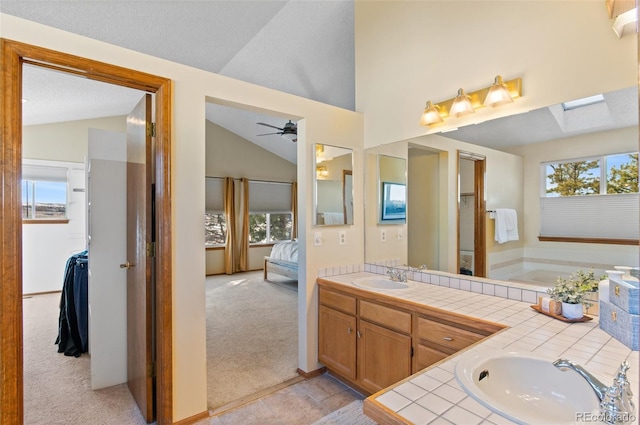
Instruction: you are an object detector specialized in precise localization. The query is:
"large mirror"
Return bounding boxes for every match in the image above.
[314,143,354,226]
[364,85,639,282]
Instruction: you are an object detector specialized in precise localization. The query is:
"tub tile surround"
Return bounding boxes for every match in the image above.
[319,270,639,425]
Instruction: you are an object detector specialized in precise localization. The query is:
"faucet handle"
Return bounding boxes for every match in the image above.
[600,361,635,424]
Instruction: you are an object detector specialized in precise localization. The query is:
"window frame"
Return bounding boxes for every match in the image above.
[21,178,69,222]
[248,211,293,245]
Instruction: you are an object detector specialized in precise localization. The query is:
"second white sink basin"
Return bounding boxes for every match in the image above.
[352,277,408,290]
[455,350,600,424]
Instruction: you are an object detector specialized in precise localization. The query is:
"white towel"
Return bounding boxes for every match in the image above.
[494,208,519,244]
[322,212,344,225]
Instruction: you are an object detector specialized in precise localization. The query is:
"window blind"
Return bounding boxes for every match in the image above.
[22,164,68,182]
[540,193,639,240]
[205,177,224,211]
[249,181,292,213]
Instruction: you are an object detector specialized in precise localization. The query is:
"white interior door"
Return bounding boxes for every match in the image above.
[87,128,128,389]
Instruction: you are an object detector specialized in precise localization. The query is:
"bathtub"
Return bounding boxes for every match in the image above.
[505,269,570,288]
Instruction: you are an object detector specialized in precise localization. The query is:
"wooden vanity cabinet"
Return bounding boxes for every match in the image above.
[358,300,412,393]
[318,287,413,393]
[318,289,357,380]
[414,311,504,371]
[318,282,506,393]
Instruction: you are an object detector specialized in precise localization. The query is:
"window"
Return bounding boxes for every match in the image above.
[540,152,639,241]
[22,162,69,220]
[205,212,226,246]
[249,212,292,244]
[22,180,67,219]
[543,153,638,197]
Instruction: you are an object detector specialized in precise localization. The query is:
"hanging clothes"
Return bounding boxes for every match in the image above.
[55,250,88,357]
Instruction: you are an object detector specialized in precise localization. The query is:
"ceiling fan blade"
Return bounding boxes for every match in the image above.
[257,122,284,131]
[257,132,282,136]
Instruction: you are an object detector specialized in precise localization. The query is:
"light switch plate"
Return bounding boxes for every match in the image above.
[314,231,322,247]
[338,230,346,245]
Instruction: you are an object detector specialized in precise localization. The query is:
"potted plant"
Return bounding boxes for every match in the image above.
[547,269,605,319]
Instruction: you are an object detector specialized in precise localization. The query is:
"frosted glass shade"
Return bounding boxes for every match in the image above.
[419,101,443,126]
[449,89,474,117]
[484,76,514,107]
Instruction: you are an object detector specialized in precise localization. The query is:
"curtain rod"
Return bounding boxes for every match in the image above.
[205,176,295,185]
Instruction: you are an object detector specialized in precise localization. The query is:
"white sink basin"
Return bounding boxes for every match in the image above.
[352,277,408,290]
[455,350,600,424]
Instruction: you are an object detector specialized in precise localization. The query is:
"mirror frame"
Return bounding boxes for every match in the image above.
[313,143,354,226]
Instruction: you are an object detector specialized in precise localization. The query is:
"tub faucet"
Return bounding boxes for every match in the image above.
[405,264,428,272]
[553,359,635,424]
[386,267,407,282]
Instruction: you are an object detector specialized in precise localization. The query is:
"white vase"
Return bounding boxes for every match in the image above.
[562,302,584,320]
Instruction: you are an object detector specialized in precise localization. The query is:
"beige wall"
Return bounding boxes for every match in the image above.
[355,1,636,147]
[504,126,639,271]
[205,119,296,180]
[23,115,127,162]
[2,14,364,421]
[408,149,440,269]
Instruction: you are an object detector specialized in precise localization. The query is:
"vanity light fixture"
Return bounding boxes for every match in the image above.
[419,75,522,126]
[483,75,514,107]
[449,88,475,117]
[419,101,444,126]
[316,164,328,178]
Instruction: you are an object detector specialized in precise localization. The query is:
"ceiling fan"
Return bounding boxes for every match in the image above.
[257,120,297,142]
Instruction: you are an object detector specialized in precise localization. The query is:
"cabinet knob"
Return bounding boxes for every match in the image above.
[347,327,352,334]
[357,330,361,338]
[443,337,453,341]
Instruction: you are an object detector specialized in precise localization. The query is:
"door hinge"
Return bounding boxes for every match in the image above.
[147,242,156,258]
[146,122,156,138]
[147,362,155,378]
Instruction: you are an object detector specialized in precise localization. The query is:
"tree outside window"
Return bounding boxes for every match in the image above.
[544,153,638,197]
[249,212,292,244]
[205,212,226,246]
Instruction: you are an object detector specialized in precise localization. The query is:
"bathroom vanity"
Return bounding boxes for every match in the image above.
[317,272,640,425]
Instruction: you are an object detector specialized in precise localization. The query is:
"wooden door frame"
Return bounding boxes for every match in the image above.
[456,151,487,278]
[0,39,173,424]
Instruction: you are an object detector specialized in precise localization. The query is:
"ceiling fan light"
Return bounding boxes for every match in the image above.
[449,88,475,117]
[419,101,444,126]
[484,75,514,107]
[281,132,297,141]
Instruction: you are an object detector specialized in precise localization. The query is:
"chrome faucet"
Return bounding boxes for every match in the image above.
[386,267,407,282]
[405,264,428,272]
[553,359,635,424]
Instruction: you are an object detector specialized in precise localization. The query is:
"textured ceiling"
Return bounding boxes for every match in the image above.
[3,0,355,165]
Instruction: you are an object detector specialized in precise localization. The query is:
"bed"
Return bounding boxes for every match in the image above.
[264,239,298,281]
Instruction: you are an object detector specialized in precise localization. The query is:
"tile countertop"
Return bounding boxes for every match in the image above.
[319,271,639,425]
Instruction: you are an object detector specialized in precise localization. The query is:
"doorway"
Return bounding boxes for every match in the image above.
[457,151,487,278]
[0,39,173,424]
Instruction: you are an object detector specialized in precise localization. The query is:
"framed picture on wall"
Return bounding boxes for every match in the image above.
[381,182,406,221]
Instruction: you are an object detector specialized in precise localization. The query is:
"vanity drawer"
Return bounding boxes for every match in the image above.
[319,287,356,315]
[360,300,411,334]
[417,317,483,351]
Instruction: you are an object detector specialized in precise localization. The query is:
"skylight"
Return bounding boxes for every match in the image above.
[562,94,605,111]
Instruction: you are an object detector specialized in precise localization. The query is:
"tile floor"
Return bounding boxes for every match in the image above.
[196,373,365,425]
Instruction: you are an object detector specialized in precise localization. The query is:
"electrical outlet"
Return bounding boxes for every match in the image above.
[398,229,403,240]
[314,231,322,247]
[380,229,386,242]
[338,230,346,245]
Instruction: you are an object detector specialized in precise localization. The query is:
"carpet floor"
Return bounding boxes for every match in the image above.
[206,271,299,410]
[23,292,147,425]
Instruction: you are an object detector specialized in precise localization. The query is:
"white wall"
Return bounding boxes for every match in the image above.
[1,14,364,421]
[355,1,636,147]
[22,159,86,294]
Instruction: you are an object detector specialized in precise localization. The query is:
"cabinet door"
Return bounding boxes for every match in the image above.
[358,320,412,394]
[414,344,449,372]
[319,306,357,380]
